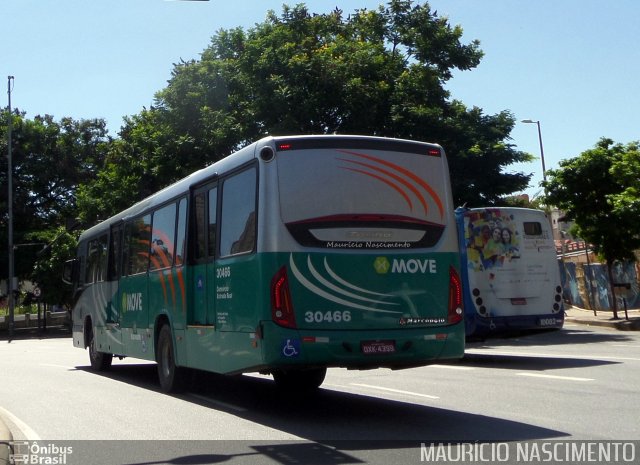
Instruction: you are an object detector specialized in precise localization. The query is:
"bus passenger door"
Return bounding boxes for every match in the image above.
[189,183,218,326]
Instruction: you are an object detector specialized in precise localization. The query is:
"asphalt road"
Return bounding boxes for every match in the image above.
[1,322,639,464]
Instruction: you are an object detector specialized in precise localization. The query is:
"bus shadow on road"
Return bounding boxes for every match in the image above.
[77,362,569,445]
[187,371,570,445]
[452,352,619,371]
[466,327,636,347]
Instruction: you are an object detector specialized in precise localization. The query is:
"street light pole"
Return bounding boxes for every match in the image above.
[522,119,547,182]
[6,75,15,340]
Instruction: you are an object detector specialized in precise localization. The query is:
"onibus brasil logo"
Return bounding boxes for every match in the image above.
[9,441,74,464]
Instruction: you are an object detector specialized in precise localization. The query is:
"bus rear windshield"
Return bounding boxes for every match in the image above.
[276,142,448,249]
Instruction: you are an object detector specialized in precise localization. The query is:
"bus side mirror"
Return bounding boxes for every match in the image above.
[62,259,79,285]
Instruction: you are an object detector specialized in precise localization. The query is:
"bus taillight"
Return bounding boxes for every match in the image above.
[271,266,296,328]
[448,266,464,324]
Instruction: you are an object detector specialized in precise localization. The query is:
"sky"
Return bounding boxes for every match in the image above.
[3,0,639,199]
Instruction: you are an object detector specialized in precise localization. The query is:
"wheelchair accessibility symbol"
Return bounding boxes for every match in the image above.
[281,338,301,358]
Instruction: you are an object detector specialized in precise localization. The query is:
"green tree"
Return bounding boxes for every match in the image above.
[0,110,110,291]
[30,227,79,307]
[82,1,531,219]
[543,138,640,317]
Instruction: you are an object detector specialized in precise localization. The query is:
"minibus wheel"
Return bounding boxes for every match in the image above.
[156,324,184,393]
[272,367,327,391]
[88,324,113,371]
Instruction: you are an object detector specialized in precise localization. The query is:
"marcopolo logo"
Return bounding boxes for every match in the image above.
[374,257,437,274]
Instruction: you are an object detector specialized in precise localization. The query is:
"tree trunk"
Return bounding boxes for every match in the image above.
[607,261,619,319]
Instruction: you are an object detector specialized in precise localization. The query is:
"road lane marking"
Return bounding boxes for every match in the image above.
[0,406,41,440]
[39,363,75,370]
[516,373,594,382]
[428,364,475,370]
[188,393,247,412]
[466,348,640,362]
[349,383,439,399]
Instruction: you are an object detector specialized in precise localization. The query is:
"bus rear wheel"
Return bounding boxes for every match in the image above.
[272,367,327,391]
[88,326,113,371]
[156,324,184,393]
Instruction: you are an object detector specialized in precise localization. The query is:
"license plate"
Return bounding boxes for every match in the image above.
[539,317,559,327]
[361,340,396,355]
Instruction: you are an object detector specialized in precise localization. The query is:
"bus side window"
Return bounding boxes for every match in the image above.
[208,188,217,258]
[150,203,177,271]
[194,193,207,261]
[108,225,123,280]
[85,235,108,284]
[194,187,217,261]
[220,168,257,257]
[98,236,108,282]
[124,215,152,275]
[175,198,187,266]
[77,242,87,287]
[86,238,95,283]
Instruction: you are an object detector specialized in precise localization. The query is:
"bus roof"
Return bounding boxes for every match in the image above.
[79,135,444,241]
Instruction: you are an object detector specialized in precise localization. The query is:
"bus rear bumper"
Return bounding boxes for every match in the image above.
[466,314,564,340]
[260,322,465,370]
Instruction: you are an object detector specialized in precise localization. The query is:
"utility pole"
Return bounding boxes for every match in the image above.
[521,119,547,182]
[7,75,15,340]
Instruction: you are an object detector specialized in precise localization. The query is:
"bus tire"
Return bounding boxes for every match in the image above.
[156,324,184,393]
[88,326,113,371]
[272,367,327,391]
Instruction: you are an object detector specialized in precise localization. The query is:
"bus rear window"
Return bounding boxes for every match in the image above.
[523,222,543,236]
[276,144,448,249]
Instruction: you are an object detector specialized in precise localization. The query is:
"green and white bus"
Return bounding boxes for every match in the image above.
[66,135,464,392]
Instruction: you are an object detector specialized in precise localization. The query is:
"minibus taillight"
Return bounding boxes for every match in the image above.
[448,266,464,324]
[271,266,296,328]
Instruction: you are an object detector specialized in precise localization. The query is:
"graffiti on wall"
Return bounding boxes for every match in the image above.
[561,260,640,311]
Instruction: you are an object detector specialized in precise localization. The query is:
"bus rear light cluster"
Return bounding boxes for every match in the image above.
[472,287,487,315]
[448,266,464,324]
[553,285,563,312]
[271,266,297,328]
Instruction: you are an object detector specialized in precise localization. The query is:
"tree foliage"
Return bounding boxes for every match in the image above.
[543,138,640,314]
[81,0,531,219]
[543,138,640,262]
[2,2,539,304]
[0,111,109,301]
[75,110,172,224]
[29,227,79,306]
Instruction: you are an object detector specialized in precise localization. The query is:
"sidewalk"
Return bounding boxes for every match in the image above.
[564,304,640,331]
[0,325,71,342]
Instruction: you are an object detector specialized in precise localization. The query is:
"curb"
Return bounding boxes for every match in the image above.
[565,316,640,331]
[0,416,12,465]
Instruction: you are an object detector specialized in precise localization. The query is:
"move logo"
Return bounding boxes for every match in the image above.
[373,257,391,274]
[374,257,437,274]
[121,292,143,312]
